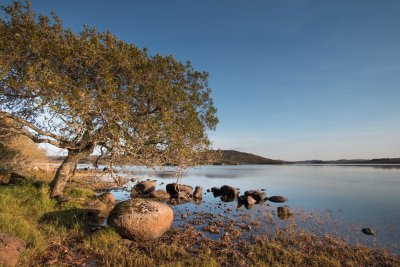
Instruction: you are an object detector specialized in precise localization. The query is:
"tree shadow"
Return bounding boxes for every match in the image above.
[40,208,104,229]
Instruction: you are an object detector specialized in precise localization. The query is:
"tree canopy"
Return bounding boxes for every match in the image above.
[0,1,218,197]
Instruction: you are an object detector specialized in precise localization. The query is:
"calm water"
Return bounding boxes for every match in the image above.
[90,164,400,252]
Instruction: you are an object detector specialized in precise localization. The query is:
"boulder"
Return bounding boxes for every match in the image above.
[98,192,115,205]
[246,195,256,205]
[108,199,173,240]
[132,180,157,195]
[150,190,170,200]
[244,190,266,203]
[193,186,203,199]
[220,195,236,202]
[0,232,26,267]
[268,196,288,203]
[220,185,239,199]
[211,187,222,196]
[166,183,193,199]
[238,195,256,209]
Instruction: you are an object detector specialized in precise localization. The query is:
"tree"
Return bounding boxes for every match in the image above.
[0,118,48,173]
[0,2,218,198]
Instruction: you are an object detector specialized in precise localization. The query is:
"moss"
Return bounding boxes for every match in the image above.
[112,199,159,217]
[65,187,95,198]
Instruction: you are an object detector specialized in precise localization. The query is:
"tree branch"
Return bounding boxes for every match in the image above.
[0,110,70,144]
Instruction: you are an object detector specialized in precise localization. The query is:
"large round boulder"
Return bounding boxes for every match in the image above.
[108,199,173,240]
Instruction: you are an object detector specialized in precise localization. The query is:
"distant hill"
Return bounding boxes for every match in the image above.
[214,150,285,165]
[48,150,286,166]
[295,158,400,164]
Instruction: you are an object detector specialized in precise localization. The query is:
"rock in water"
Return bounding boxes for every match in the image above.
[131,181,157,196]
[268,196,288,203]
[244,190,266,203]
[277,206,293,220]
[98,192,115,205]
[149,190,171,200]
[108,199,173,240]
[193,186,203,199]
[238,195,256,206]
[211,187,222,196]
[361,228,376,236]
[166,183,193,199]
[220,185,239,198]
[0,232,26,267]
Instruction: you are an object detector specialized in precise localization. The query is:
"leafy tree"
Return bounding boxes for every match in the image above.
[0,118,48,173]
[0,2,218,198]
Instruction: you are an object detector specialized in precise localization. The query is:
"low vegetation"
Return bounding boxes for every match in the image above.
[0,173,399,266]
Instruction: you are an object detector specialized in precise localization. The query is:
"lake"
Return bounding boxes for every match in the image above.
[90,164,400,253]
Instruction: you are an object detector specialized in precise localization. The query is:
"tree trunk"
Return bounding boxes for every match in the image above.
[50,144,94,198]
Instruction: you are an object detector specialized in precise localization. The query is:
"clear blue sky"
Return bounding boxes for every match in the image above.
[7,0,400,160]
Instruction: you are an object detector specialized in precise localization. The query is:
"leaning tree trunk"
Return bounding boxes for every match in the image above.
[50,143,95,198]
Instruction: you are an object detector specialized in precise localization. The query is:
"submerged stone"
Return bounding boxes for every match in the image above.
[277,206,292,220]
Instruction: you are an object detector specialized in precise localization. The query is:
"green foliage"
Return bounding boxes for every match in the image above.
[0,130,48,173]
[0,1,218,169]
[0,182,54,247]
[64,187,95,198]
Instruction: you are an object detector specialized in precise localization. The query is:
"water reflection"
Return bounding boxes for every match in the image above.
[88,164,400,253]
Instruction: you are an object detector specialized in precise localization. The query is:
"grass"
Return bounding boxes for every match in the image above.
[0,174,399,266]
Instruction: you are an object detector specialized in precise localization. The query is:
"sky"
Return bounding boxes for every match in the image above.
[4,0,400,161]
